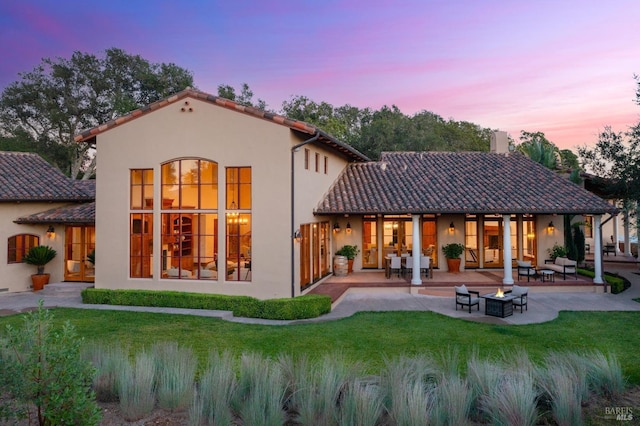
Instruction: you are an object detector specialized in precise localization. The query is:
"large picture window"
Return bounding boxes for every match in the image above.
[226,167,251,281]
[161,159,218,280]
[8,234,39,263]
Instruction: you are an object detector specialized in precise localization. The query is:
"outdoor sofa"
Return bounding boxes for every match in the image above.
[543,257,577,280]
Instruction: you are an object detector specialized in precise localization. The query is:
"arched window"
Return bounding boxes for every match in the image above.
[161,159,218,280]
[8,234,39,263]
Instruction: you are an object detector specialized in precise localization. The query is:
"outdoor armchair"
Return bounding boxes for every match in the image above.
[505,284,528,313]
[517,260,537,282]
[455,284,480,313]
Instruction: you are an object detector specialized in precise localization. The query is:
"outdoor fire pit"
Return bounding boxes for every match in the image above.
[481,288,515,318]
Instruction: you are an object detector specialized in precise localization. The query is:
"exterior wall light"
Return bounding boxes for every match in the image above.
[46,225,55,239]
[333,222,341,233]
[294,229,302,243]
[449,222,455,233]
[548,221,555,233]
[345,221,352,234]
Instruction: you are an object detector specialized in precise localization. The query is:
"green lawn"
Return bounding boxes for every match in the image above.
[2,308,639,383]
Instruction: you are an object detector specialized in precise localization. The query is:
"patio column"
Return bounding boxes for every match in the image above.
[502,214,514,285]
[593,215,604,285]
[613,214,620,254]
[411,214,422,285]
[623,209,632,256]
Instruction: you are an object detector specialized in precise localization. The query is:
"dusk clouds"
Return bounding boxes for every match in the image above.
[1,0,638,150]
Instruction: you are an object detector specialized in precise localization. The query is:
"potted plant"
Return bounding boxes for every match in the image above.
[442,243,465,273]
[336,245,360,273]
[87,249,95,266]
[23,245,57,291]
[547,243,567,260]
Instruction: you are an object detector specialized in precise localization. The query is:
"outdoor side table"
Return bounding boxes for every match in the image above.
[538,269,555,282]
[481,294,515,318]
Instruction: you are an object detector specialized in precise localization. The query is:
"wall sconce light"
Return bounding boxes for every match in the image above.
[547,221,555,233]
[345,221,352,234]
[293,229,302,243]
[46,225,55,239]
[333,222,341,233]
[449,222,455,233]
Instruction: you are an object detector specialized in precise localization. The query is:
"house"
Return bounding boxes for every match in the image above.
[0,151,95,292]
[4,88,616,296]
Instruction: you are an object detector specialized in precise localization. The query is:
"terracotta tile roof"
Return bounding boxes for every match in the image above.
[316,151,617,215]
[74,88,369,162]
[0,151,95,202]
[15,202,95,225]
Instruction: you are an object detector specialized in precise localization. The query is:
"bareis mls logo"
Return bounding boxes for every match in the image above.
[604,406,633,421]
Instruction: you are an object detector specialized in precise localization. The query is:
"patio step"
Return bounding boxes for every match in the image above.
[39,282,93,295]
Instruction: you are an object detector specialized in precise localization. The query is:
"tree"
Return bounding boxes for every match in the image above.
[0,302,100,425]
[0,48,194,178]
[515,131,559,169]
[579,77,640,244]
[218,83,267,110]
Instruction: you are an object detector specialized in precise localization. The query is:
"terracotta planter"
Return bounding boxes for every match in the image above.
[446,258,461,273]
[347,259,354,274]
[31,273,50,291]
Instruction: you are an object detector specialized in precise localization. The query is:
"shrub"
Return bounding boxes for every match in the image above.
[235,353,287,426]
[585,350,625,398]
[81,343,129,402]
[152,342,197,411]
[118,350,156,421]
[577,269,628,294]
[0,302,100,425]
[189,350,238,425]
[261,295,331,320]
[338,378,384,426]
[291,353,356,425]
[481,373,539,426]
[81,288,331,320]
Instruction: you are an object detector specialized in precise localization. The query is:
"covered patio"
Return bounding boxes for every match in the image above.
[314,146,619,291]
[308,269,599,304]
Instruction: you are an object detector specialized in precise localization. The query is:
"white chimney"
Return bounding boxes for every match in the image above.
[490,131,509,154]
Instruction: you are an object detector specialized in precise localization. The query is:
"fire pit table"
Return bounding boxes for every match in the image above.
[481,292,515,318]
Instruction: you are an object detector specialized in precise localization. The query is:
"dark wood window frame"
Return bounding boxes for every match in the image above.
[8,234,39,264]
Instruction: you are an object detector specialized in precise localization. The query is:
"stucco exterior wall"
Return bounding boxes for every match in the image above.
[291,143,350,293]
[0,202,67,292]
[94,96,345,299]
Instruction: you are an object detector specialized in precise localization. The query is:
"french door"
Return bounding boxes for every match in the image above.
[64,226,95,282]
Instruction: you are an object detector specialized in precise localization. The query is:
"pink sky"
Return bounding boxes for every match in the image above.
[1,0,639,150]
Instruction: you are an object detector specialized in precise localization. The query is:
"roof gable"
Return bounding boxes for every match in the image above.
[316,151,616,215]
[74,88,369,162]
[0,151,95,202]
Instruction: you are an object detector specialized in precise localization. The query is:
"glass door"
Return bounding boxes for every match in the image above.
[362,216,378,268]
[465,216,479,268]
[64,226,95,282]
[482,216,517,268]
[382,216,413,257]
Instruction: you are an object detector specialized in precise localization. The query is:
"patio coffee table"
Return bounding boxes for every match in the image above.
[538,269,555,282]
[481,294,515,318]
